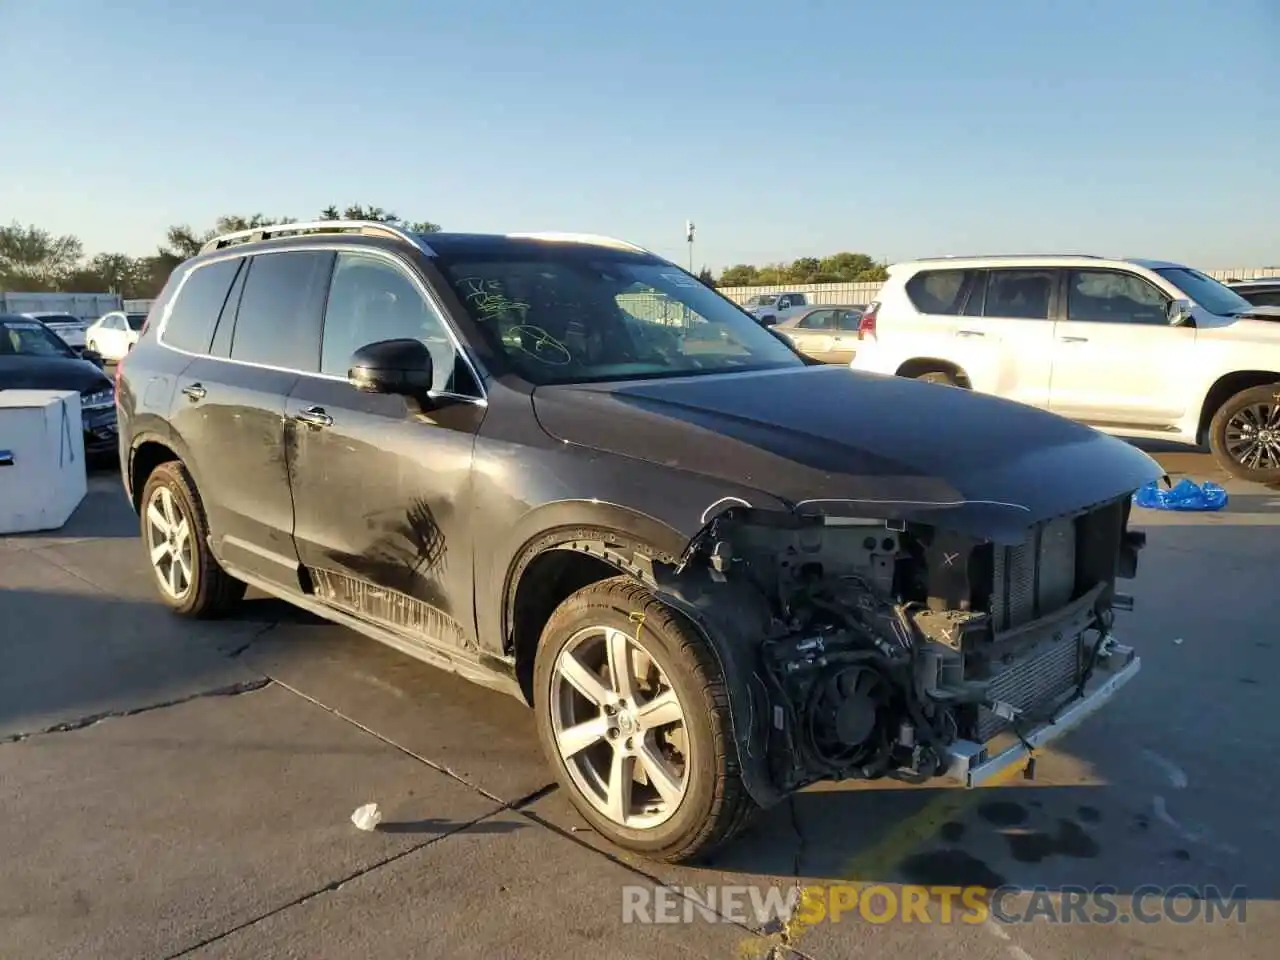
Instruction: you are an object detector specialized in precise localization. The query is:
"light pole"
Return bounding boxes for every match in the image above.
[686,220,695,274]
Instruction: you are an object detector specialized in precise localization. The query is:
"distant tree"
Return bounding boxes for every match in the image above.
[715,251,887,286]
[322,204,440,233]
[696,266,716,287]
[719,264,759,287]
[0,222,83,291]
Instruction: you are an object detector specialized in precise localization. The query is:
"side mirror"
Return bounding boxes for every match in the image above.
[1168,299,1195,326]
[347,338,433,397]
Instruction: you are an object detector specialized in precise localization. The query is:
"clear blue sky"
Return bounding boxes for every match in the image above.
[2,0,1277,271]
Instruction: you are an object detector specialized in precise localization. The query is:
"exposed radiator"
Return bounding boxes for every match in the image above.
[990,516,1077,630]
[976,633,1083,741]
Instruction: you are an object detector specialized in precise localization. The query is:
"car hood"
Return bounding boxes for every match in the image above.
[531,366,1164,542]
[0,355,112,393]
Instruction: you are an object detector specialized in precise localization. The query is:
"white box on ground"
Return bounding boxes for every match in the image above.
[0,390,87,534]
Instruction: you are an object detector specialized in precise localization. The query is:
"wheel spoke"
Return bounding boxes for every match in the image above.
[556,715,609,758]
[605,747,635,823]
[147,502,169,534]
[177,551,193,590]
[605,627,637,701]
[636,689,682,731]
[638,741,683,806]
[159,488,176,528]
[558,650,611,707]
[173,518,190,552]
[167,555,181,594]
[150,541,170,565]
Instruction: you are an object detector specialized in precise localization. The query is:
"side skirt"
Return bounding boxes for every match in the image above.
[221,562,526,702]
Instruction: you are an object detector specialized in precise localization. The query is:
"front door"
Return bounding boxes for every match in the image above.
[285,250,488,653]
[1048,269,1196,427]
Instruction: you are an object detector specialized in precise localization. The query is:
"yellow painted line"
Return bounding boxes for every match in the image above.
[737,762,1028,958]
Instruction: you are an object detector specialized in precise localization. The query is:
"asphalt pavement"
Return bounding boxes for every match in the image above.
[1,444,1277,959]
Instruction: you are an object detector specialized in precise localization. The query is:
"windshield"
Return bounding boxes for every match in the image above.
[1155,267,1254,317]
[746,295,777,307]
[126,313,147,330]
[436,253,804,385]
[0,317,76,358]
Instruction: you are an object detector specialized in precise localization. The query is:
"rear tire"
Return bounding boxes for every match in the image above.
[139,461,246,618]
[1208,383,1280,485]
[915,370,960,386]
[533,576,758,863]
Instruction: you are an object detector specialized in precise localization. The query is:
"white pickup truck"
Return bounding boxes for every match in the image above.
[741,291,809,326]
[849,255,1280,485]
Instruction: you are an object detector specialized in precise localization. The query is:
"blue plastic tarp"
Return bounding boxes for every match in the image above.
[1132,478,1228,512]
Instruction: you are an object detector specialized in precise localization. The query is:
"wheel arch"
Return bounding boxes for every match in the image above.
[894,357,972,387]
[127,432,188,513]
[1196,370,1280,443]
[500,503,689,705]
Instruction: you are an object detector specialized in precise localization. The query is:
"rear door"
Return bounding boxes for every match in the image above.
[1048,268,1194,427]
[285,249,488,653]
[786,309,838,358]
[166,250,333,590]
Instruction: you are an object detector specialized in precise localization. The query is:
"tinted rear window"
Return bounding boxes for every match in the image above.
[126,313,147,330]
[164,259,242,353]
[229,251,333,371]
[904,269,975,315]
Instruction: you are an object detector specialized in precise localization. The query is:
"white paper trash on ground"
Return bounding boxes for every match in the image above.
[0,390,87,534]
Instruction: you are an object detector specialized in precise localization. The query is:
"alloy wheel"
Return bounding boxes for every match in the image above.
[550,625,689,829]
[145,486,193,599]
[1225,401,1280,472]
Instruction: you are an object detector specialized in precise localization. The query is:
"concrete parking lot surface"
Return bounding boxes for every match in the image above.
[1,446,1277,959]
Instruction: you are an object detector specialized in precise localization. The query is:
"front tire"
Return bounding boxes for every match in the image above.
[1208,383,1280,485]
[139,461,246,617]
[533,577,758,863]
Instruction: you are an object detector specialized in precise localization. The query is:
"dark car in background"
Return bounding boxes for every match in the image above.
[116,221,1160,864]
[0,313,118,457]
[1226,276,1280,309]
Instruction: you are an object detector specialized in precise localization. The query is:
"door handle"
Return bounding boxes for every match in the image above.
[294,405,334,429]
[1059,336,1089,343]
[956,329,985,338]
[181,383,206,401]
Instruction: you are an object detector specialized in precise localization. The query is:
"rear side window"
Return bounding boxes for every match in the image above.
[1243,288,1280,308]
[229,251,334,371]
[984,269,1055,320]
[797,309,834,330]
[904,269,974,315]
[163,258,242,354]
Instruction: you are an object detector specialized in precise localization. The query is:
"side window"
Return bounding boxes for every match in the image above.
[797,310,835,330]
[1067,271,1168,325]
[1248,290,1280,308]
[904,269,973,316]
[776,296,792,310]
[984,269,1055,320]
[162,258,242,354]
[209,258,248,358]
[837,310,863,331]
[320,252,463,393]
[960,271,988,316]
[229,251,333,371]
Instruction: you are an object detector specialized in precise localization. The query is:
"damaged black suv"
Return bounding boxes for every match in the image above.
[117,222,1161,862]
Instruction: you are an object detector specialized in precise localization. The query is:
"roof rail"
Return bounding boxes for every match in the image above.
[504,231,649,253]
[199,219,434,255]
[910,253,1105,262]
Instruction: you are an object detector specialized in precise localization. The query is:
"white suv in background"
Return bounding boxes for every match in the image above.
[849,255,1280,485]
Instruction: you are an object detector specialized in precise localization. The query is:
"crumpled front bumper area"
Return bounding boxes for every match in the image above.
[943,640,1140,787]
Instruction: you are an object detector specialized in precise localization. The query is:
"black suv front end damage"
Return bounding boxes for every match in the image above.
[651,492,1147,809]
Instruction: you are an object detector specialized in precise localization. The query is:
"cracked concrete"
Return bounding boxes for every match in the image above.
[1,678,272,743]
